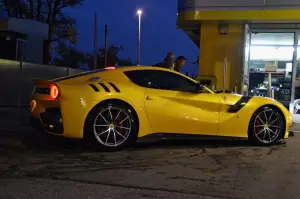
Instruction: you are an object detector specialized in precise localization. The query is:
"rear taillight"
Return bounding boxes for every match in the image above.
[50,84,60,99]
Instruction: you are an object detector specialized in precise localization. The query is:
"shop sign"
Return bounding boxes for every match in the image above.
[265,65,277,72]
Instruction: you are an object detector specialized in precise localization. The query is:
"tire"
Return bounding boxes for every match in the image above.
[248,106,285,146]
[85,101,138,151]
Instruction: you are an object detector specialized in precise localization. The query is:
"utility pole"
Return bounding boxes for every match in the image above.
[104,24,108,67]
[93,12,98,69]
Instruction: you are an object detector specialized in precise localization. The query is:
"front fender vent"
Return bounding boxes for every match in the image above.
[227,96,252,113]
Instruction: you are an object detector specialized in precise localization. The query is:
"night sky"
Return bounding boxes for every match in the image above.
[65,0,199,75]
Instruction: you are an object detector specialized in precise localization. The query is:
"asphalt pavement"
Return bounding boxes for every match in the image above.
[1,108,300,199]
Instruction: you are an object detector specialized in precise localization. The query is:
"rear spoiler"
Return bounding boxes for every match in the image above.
[34,79,53,87]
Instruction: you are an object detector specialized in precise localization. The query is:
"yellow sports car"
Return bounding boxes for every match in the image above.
[30,66,294,150]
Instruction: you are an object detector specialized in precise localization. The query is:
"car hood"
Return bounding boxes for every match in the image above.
[216,93,290,114]
[215,93,245,106]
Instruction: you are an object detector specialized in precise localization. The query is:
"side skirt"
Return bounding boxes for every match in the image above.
[137,133,247,143]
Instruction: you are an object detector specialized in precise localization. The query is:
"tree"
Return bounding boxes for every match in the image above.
[54,43,133,69]
[118,57,133,66]
[0,0,84,63]
[86,45,133,69]
[53,42,85,68]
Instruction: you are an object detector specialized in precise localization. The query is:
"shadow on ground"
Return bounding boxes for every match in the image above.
[0,128,287,154]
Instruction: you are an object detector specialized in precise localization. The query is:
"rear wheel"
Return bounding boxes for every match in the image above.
[248,106,285,145]
[86,101,138,150]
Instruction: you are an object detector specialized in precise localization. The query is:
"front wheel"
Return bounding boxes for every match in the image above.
[248,106,285,145]
[86,101,138,151]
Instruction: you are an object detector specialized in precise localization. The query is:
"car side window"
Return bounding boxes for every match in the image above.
[124,70,151,87]
[124,70,197,92]
[148,71,196,92]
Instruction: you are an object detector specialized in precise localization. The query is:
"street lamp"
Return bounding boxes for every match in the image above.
[137,9,142,66]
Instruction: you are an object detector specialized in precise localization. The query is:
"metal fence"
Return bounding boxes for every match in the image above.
[0,59,85,107]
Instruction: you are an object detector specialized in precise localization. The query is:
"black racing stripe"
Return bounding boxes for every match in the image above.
[108,82,120,92]
[227,96,252,113]
[88,84,99,92]
[35,87,50,95]
[99,83,110,92]
[53,69,107,82]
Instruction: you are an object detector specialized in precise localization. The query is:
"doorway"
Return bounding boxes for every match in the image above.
[244,29,300,111]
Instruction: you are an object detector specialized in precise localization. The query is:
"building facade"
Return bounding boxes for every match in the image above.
[0,17,48,64]
[177,0,300,111]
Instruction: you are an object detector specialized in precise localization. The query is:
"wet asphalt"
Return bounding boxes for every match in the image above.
[0,108,300,199]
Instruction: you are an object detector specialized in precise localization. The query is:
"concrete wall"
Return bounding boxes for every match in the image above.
[26,35,45,64]
[0,59,84,107]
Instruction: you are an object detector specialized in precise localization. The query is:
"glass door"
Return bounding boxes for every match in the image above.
[291,32,300,117]
[248,32,294,108]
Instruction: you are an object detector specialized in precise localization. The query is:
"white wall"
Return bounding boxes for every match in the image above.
[7,18,48,39]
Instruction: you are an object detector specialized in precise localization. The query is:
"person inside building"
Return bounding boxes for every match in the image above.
[173,56,187,72]
[153,52,175,69]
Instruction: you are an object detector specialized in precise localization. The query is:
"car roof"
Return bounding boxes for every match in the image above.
[116,66,170,72]
[117,66,197,82]
[53,66,196,83]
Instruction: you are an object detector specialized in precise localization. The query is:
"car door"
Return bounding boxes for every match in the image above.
[144,70,221,135]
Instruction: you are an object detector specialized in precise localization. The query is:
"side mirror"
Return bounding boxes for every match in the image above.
[196,83,204,91]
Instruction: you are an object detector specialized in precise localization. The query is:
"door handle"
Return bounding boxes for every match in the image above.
[146,95,153,100]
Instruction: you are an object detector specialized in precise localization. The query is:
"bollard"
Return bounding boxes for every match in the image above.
[223,58,227,92]
[17,56,23,108]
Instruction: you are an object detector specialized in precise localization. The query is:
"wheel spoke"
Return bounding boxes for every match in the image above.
[114,109,122,122]
[105,129,111,143]
[268,111,273,123]
[118,116,129,125]
[264,111,268,122]
[269,125,279,128]
[257,116,265,124]
[100,113,109,124]
[108,106,113,121]
[116,125,130,130]
[269,116,279,125]
[114,129,126,139]
[98,128,109,136]
[262,129,267,141]
[113,129,117,146]
[256,128,265,135]
[267,127,277,135]
[254,125,264,127]
[94,124,109,127]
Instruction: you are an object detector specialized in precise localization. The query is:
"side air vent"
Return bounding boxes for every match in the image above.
[88,84,99,92]
[99,83,110,92]
[227,96,252,113]
[108,82,120,92]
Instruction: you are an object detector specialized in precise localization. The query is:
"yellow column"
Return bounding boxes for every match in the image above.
[199,21,244,91]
